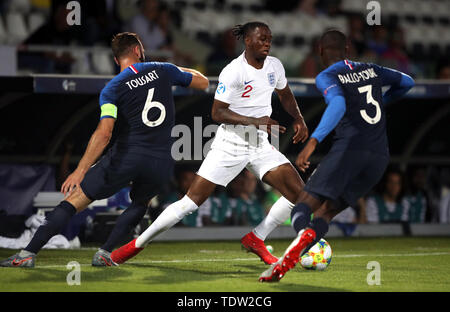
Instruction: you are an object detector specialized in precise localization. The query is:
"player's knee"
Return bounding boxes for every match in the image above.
[66,187,92,213]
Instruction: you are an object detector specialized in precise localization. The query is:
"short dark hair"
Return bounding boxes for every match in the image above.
[231,22,269,40]
[111,32,143,60]
[320,29,347,52]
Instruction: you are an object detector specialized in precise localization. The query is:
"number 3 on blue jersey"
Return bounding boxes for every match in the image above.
[358,84,381,124]
[142,87,166,127]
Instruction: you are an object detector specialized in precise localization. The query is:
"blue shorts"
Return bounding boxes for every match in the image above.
[304,150,389,207]
[80,148,174,204]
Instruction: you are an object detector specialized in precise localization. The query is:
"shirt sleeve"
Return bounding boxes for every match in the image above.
[311,72,346,142]
[161,62,193,87]
[214,65,240,105]
[274,58,288,90]
[372,64,415,104]
[99,83,118,120]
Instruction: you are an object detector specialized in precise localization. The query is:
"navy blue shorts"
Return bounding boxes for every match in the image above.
[304,149,389,207]
[80,148,174,204]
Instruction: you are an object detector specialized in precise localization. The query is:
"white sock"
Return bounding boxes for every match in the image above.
[253,196,294,240]
[135,195,198,248]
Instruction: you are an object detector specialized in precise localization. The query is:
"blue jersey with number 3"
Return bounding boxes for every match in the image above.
[313,60,414,156]
[98,62,192,158]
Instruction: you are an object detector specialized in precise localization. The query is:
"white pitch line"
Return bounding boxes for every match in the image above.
[29,251,450,269]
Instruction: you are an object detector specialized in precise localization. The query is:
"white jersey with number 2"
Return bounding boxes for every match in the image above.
[214,52,288,118]
[196,52,291,187]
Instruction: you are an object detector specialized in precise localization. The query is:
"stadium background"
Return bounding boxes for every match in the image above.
[0,0,449,246]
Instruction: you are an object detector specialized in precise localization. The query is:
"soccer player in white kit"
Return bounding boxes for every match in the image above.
[111,22,309,265]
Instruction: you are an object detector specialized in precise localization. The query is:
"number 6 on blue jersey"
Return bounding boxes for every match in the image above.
[142,87,166,127]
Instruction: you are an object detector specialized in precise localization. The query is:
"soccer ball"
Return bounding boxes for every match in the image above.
[300,239,332,271]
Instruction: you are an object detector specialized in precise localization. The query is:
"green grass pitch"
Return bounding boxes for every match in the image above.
[1,236,449,292]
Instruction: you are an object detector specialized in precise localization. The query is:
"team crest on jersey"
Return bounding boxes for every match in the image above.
[216,82,226,94]
[267,72,276,86]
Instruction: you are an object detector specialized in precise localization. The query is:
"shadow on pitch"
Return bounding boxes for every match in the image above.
[13,266,131,284]
[130,262,261,285]
[128,262,346,291]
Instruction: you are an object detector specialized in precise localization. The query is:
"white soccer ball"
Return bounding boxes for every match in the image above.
[300,239,332,271]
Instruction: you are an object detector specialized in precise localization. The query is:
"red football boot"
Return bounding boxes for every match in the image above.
[259,229,316,282]
[241,232,278,265]
[111,238,144,264]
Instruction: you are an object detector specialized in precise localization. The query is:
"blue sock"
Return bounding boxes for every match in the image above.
[309,217,329,239]
[301,217,330,256]
[25,201,77,254]
[100,203,147,252]
[291,203,312,234]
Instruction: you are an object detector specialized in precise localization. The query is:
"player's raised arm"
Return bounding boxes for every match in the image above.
[275,84,308,144]
[178,67,209,90]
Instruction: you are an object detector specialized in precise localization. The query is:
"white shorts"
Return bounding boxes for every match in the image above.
[197,124,290,186]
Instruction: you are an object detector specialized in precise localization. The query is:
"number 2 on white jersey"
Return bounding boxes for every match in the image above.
[142,87,166,127]
[358,84,381,124]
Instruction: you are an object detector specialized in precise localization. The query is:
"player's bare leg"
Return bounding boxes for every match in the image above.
[0,187,93,268]
[241,163,304,264]
[111,175,216,264]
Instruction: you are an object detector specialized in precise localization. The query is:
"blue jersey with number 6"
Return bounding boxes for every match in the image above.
[312,60,414,156]
[99,62,192,158]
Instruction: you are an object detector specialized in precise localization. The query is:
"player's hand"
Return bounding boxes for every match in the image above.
[292,116,308,144]
[254,116,286,137]
[61,169,85,196]
[295,138,318,172]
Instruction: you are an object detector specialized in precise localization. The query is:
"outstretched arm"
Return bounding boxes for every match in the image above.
[61,117,115,195]
[295,72,346,172]
[275,84,308,144]
[178,66,209,90]
[295,95,346,172]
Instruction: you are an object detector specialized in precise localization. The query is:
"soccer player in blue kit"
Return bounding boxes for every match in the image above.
[0,32,209,267]
[259,30,414,282]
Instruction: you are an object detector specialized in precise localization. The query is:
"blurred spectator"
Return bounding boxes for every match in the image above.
[403,167,428,223]
[347,14,367,57]
[331,198,366,236]
[317,0,342,17]
[366,25,389,57]
[440,187,450,224]
[206,29,239,76]
[381,27,410,74]
[19,1,82,73]
[297,0,319,16]
[157,2,193,65]
[225,170,265,226]
[366,168,408,223]
[82,0,123,46]
[437,63,450,80]
[298,37,322,78]
[126,0,169,52]
[160,167,213,227]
